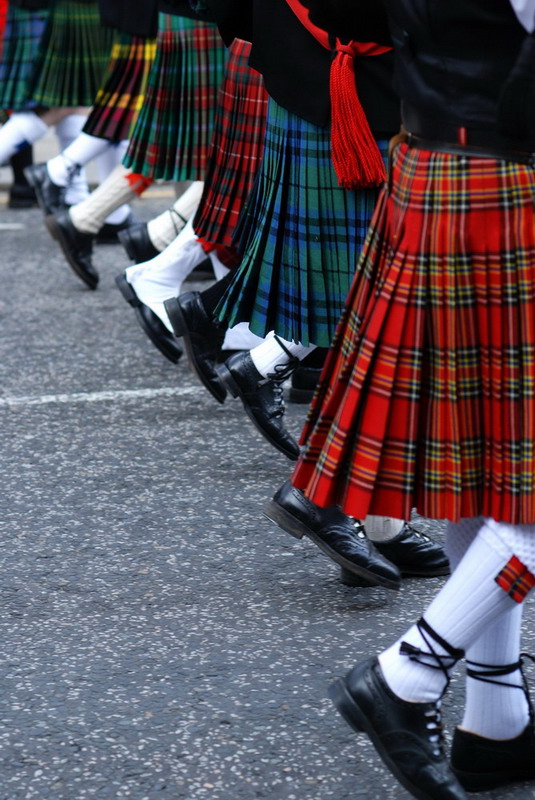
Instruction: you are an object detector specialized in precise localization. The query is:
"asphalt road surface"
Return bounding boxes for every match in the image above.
[0,191,534,800]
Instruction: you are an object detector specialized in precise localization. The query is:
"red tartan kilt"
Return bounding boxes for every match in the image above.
[293,142,535,525]
[192,38,268,247]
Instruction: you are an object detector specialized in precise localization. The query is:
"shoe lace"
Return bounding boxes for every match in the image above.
[404,522,431,542]
[466,652,535,726]
[424,701,445,757]
[352,519,367,540]
[265,360,299,419]
[169,207,188,236]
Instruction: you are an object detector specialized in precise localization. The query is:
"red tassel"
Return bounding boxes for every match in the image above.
[125,172,154,196]
[330,48,387,190]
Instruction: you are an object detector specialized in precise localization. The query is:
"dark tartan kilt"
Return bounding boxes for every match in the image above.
[28,0,113,108]
[0,4,48,110]
[123,13,227,182]
[214,97,387,348]
[292,143,535,526]
[192,38,268,248]
[83,33,156,143]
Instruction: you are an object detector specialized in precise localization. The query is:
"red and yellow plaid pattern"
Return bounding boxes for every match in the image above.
[293,142,535,525]
[495,555,535,603]
[193,38,268,248]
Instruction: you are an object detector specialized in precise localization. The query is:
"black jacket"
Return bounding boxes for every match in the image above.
[159,0,209,18]
[203,0,399,134]
[303,0,535,146]
[98,0,159,36]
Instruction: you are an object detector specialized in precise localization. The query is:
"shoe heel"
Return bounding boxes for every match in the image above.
[215,363,241,399]
[328,678,365,733]
[163,298,186,338]
[262,500,306,540]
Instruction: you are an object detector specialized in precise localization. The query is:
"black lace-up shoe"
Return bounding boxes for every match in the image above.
[216,352,300,460]
[370,523,450,578]
[264,481,401,588]
[24,163,67,216]
[96,213,137,245]
[46,211,98,289]
[118,222,159,263]
[329,658,468,800]
[115,274,182,363]
[451,724,535,792]
[288,364,322,404]
[164,290,227,402]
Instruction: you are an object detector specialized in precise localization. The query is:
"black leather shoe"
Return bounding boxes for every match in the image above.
[264,481,401,588]
[216,352,300,460]
[288,364,322,404]
[118,222,159,263]
[329,657,468,800]
[24,163,67,216]
[96,213,138,245]
[8,182,38,208]
[115,274,182,363]
[373,523,450,578]
[164,291,227,403]
[451,724,535,792]
[46,211,98,290]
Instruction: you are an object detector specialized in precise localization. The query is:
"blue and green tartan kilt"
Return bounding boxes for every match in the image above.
[123,13,227,182]
[0,4,49,111]
[215,98,388,348]
[28,0,113,108]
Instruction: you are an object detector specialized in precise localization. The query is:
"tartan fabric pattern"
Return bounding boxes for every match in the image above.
[83,33,156,143]
[0,0,8,58]
[192,38,268,248]
[292,143,535,525]
[28,0,113,107]
[215,98,387,347]
[0,5,48,110]
[495,556,535,602]
[123,13,227,183]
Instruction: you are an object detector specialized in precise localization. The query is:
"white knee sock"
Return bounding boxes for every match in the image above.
[250,332,317,377]
[54,115,90,205]
[222,323,265,351]
[48,131,109,186]
[460,604,529,739]
[147,181,204,251]
[0,112,48,164]
[378,520,529,703]
[69,165,146,234]
[365,516,405,542]
[95,141,131,225]
[126,235,208,331]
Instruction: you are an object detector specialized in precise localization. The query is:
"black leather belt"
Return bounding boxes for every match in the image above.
[401,105,535,166]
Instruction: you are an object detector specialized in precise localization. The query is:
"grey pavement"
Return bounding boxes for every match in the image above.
[0,192,534,800]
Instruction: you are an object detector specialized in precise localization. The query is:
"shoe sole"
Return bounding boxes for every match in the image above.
[263,500,400,589]
[329,678,438,800]
[45,214,98,290]
[164,298,227,404]
[452,765,535,793]
[218,363,300,461]
[395,565,451,578]
[115,273,140,307]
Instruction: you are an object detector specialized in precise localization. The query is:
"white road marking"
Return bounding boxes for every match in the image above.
[0,385,198,408]
[0,223,26,230]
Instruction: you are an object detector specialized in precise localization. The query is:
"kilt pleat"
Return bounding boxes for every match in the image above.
[214,98,387,347]
[83,34,156,143]
[293,143,535,525]
[192,38,268,247]
[0,5,48,110]
[123,13,227,182]
[29,0,113,108]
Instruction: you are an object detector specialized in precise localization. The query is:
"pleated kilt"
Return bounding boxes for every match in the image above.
[0,4,48,110]
[215,98,387,348]
[83,33,156,143]
[123,13,227,182]
[28,0,113,108]
[292,142,535,526]
[192,38,268,248]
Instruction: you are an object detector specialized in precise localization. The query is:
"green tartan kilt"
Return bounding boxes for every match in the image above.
[28,0,113,108]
